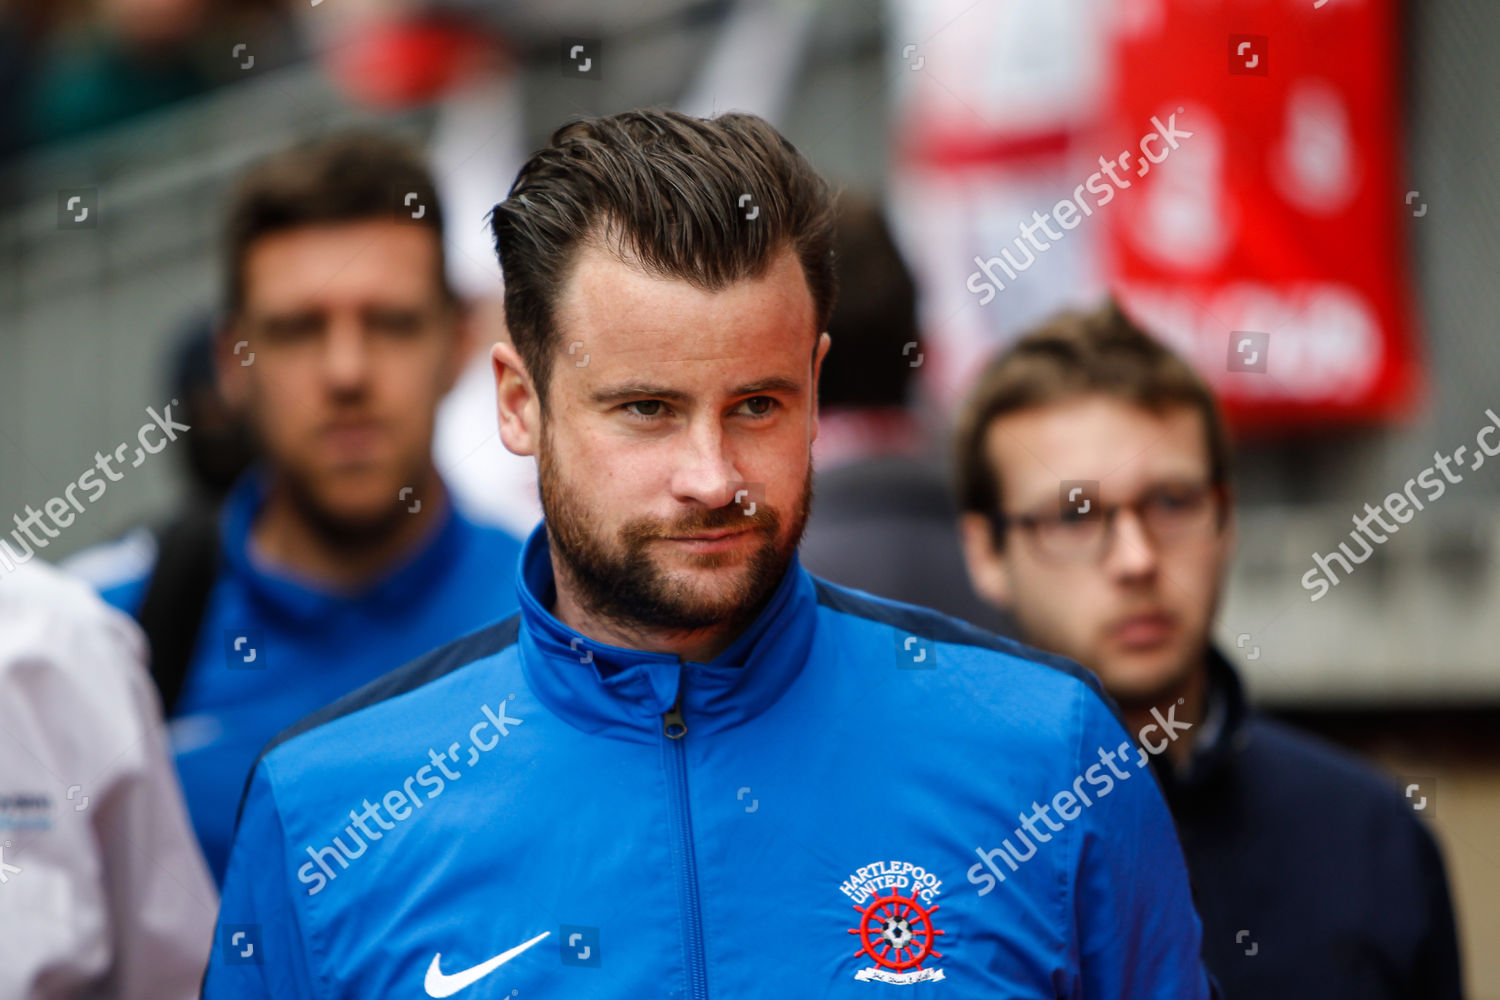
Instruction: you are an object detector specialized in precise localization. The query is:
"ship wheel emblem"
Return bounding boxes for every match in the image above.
[847,882,945,972]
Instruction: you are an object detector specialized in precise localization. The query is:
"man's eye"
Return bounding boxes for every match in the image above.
[625,400,667,419]
[1147,488,1203,513]
[366,310,423,337]
[738,396,778,418]
[262,315,322,342]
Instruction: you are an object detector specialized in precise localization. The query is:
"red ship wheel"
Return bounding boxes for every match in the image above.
[847,883,945,971]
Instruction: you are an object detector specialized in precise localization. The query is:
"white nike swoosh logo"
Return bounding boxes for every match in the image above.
[423,931,550,997]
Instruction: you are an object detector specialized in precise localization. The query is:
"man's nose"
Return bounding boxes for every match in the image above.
[670,419,742,509]
[1103,507,1159,579]
[322,321,370,392]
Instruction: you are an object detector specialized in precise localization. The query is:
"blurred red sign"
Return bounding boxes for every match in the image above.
[1107,0,1423,431]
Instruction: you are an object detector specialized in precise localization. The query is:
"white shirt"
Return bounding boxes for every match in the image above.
[0,560,217,1000]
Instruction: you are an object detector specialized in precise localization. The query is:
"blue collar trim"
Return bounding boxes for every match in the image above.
[515,522,816,741]
[218,467,470,624]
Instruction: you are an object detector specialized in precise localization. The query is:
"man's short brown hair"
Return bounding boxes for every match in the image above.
[954,301,1231,542]
[223,132,451,314]
[488,108,838,405]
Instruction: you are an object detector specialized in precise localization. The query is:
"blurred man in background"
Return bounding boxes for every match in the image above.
[955,302,1462,999]
[798,195,1012,634]
[0,558,216,999]
[69,132,523,883]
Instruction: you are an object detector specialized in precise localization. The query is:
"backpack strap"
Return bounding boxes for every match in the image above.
[137,504,221,716]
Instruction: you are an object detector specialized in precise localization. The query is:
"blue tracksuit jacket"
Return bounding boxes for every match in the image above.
[203,523,1214,998]
[71,470,522,882]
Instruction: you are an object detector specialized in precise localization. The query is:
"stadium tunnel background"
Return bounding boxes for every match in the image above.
[0,0,1496,992]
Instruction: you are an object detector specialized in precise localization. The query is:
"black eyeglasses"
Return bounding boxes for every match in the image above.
[993,481,1227,564]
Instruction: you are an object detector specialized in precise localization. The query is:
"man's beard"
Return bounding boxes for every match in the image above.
[277,463,415,552]
[539,446,813,637]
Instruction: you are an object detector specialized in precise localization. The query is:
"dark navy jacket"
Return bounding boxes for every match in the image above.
[203,523,1215,998]
[1157,652,1463,998]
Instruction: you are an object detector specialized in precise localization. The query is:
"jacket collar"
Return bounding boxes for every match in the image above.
[515,522,817,742]
[1157,646,1251,797]
[219,467,471,625]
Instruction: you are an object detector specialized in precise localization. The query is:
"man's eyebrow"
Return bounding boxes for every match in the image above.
[589,383,692,405]
[588,376,803,406]
[735,375,802,396]
[254,307,324,327]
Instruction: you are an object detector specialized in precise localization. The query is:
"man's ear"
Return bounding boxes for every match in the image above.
[216,321,252,411]
[493,340,541,457]
[1216,484,1238,570]
[958,512,1014,609]
[809,331,831,443]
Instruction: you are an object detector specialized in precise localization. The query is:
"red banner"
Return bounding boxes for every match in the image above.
[1107,0,1422,430]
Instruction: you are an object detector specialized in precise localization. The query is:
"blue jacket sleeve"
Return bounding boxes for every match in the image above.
[1067,688,1214,999]
[201,761,320,1000]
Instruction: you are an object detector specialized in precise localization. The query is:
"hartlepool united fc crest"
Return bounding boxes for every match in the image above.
[840,859,946,985]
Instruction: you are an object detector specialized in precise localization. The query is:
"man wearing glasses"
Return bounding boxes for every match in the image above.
[954,301,1463,999]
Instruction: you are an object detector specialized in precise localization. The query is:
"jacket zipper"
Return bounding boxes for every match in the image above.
[662,692,709,999]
